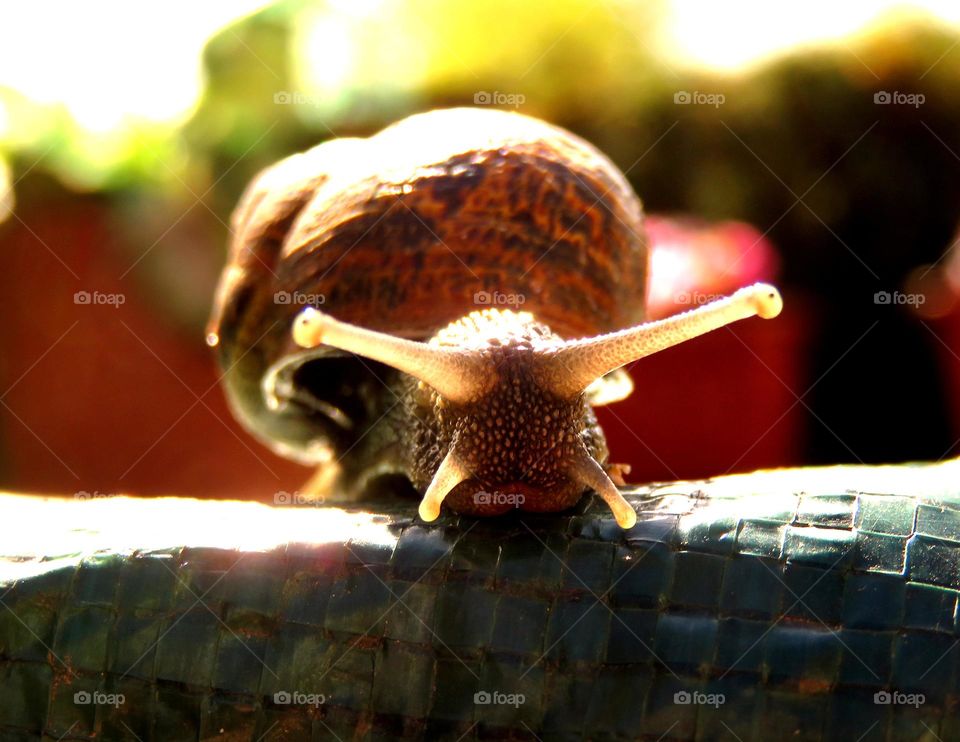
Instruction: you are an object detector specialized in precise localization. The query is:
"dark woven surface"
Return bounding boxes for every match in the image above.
[1,462,959,740]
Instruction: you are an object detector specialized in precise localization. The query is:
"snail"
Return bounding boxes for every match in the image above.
[207,107,782,528]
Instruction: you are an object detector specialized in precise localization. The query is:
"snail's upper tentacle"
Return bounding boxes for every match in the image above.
[293,307,492,404]
[533,283,783,399]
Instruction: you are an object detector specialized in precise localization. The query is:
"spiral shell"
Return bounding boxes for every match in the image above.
[207,107,648,465]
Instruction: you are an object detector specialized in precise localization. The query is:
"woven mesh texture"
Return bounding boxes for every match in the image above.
[1,466,959,740]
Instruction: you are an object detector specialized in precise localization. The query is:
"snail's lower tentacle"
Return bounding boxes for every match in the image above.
[300,461,342,498]
[567,445,637,528]
[417,448,469,522]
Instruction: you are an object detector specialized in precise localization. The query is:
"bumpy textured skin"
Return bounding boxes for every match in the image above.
[207,108,648,475]
[2,461,960,740]
[401,309,610,516]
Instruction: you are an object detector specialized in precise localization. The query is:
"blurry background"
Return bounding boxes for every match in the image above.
[2,0,960,500]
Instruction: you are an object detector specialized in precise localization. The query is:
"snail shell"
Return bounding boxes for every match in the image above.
[208,108,646,461]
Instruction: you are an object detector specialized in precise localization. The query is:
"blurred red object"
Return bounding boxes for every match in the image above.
[597,214,804,482]
[920,230,960,446]
[645,215,781,319]
[596,294,811,483]
[0,191,308,499]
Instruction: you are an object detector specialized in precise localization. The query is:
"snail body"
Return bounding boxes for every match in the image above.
[208,108,781,527]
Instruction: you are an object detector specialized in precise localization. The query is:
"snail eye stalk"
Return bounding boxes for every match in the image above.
[534,283,783,399]
[292,307,490,404]
[293,308,478,524]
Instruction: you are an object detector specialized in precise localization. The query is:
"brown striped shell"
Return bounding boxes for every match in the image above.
[207,107,648,471]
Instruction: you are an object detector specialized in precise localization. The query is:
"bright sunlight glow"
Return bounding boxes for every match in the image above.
[663,0,960,71]
[0,493,397,583]
[3,0,959,136]
[0,0,270,134]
